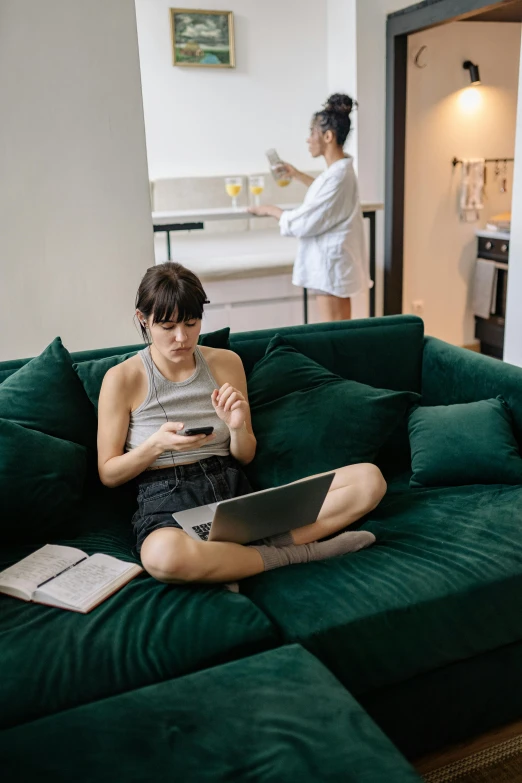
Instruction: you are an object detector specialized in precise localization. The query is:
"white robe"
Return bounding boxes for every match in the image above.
[279,156,370,298]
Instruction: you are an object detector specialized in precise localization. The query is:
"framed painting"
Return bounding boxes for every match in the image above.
[170,9,235,68]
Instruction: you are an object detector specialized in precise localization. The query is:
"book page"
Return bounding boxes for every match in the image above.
[0,544,86,597]
[36,553,137,608]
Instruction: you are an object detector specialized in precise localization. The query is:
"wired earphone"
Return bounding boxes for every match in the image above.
[139,317,177,468]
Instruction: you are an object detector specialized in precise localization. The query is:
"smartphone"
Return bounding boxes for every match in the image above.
[182,426,214,437]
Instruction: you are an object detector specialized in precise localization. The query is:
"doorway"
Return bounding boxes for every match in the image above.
[385,0,522,342]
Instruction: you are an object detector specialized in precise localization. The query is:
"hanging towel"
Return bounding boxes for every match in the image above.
[460,159,485,222]
[472,258,496,318]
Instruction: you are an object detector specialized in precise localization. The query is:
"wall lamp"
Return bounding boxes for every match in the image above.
[463,60,481,85]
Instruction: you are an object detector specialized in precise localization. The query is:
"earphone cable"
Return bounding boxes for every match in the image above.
[145,338,176,469]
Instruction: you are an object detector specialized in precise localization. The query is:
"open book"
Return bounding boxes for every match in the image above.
[0,544,143,613]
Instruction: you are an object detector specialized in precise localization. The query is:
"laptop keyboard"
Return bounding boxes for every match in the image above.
[192,522,212,541]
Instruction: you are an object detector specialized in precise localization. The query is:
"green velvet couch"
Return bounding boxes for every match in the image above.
[2,314,522,781]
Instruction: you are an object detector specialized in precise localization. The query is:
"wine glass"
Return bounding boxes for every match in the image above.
[249,175,265,207]
[225,176,242,209]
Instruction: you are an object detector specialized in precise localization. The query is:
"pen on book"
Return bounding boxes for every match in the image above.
[36,557,88,588]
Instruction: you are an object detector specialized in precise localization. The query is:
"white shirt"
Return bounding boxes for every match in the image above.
[279,156,370,298]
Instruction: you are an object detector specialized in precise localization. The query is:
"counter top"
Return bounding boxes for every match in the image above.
[163,229,299,282]
[152,202,384,225]
[476,229,510,241]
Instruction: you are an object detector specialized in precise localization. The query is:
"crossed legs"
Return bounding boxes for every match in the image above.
[140,463,386,585]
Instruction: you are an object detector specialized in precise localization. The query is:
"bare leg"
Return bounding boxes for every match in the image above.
[141,528,265,584]
[289,463,386,546]
[316,295,351,322]
[140,463,385,585]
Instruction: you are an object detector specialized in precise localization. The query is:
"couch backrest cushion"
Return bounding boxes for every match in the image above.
[233,316,424,475]
[231,315,424,393]
[0,337,97,450]
[422,337,522,447]
[244,335,420,489]
[73,327,230,410]
[0,419,88,543]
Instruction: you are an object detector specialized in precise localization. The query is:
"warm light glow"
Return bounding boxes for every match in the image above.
[458,87,482,112]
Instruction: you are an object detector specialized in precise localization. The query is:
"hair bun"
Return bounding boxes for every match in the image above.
[324,93,354,116]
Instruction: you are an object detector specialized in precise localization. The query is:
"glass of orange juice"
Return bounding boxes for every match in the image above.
[249,175,264,206]
[225,177,242,208]
[276,172,291,188]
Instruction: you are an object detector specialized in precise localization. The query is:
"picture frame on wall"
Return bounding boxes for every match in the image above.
[170,9,235,68]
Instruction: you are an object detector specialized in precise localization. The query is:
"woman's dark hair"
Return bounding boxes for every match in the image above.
[313,93,357,147]
[135,262,209,342]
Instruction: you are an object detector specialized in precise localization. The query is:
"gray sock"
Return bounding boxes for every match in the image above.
[250,530,376,572]
[261,531,294,547]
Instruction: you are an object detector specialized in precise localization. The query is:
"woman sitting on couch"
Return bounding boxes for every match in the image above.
[97,262,386,585]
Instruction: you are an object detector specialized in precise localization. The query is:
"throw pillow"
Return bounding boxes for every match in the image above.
[74,327,230,409]
[0,419,87,542]
[408,397,522,487]
[0,337,97,449]
[244,335,420,489]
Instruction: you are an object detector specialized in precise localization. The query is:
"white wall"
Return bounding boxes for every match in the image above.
[135,0,329,179]
[327,0,357,162]
[0,0,154,360]
[404,22,520,346]
[504,31,522,367]
[354,0,411,316]
[355,0,412,203]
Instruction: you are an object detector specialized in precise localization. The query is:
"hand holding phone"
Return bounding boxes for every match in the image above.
[182,426,215,437]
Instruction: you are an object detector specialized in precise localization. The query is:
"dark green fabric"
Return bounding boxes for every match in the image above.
[73,327,231,409]
[363,637,522,759]
[0,419,87,543]
[197,326,230,349]
[409,397,522,487]
[74,351,137,409]
[422,337,522,445]
[0,645,421,783]
[0,368,19,384]
[0,479,277,730]
[240,482,522,700]
[0,337,97,450]
[231,314,424,385]
[244,336,419,489]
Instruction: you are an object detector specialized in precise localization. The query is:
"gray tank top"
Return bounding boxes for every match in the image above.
[125,346,231,468]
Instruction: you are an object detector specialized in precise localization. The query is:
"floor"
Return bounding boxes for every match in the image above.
[414,719,522,776]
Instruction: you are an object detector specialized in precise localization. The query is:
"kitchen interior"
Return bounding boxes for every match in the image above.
[403,3,521,359]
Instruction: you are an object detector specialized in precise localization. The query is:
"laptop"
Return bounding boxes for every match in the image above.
[172,473,335,544]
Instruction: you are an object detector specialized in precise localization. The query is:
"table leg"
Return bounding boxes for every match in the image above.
[363,210,377,318]
[303,288,308,324]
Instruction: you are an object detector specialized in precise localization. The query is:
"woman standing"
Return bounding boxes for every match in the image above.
[249,94,370,322]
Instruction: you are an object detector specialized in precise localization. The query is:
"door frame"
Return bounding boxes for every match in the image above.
[384,0,518,314]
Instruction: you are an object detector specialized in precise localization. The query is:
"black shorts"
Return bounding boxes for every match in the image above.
[131,455,253,556]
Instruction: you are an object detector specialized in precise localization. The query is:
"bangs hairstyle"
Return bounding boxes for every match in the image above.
[135,262,209,341]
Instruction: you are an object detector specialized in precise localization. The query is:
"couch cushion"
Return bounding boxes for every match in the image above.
[231,314,424,386]
[73,327,231,409]
[0,645,421,783]
[0,337,97,450]
[245,336,419,489]
[0,419,87,543]
[0,479,277,729]
[422,336,522,445]
[240,482,522,699]
[409,397,522,487]
[233,315,423,473]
